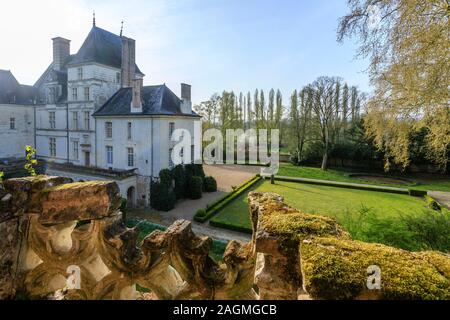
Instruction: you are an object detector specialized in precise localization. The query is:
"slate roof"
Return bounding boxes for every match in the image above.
[67,26,143,75]
[93,84,200,117]
[0,70,37,105]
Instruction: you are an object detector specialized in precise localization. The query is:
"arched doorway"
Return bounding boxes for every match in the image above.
[127,186,136,208]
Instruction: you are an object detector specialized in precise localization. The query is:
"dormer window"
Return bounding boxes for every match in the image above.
[116,72,121,84]
[77,67,83,80]
[48,87,57,103]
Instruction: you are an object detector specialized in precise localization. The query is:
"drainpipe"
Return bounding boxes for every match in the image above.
[66,102,69,163]
[95,117,97,167]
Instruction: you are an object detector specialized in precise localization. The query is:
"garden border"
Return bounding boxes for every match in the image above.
[193,174,262,223]
[271,175,428,196]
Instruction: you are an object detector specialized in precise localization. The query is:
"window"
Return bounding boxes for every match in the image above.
[49,112,56,129]
[9,118,15,130]
[72,112,78,130]
[106,146,113,165]
[191,145,195,163]
[77,67,83,80]
[169,122,175,140]
[169,148,174,168]
[127,147,134,167]
[105,122,112,138]
[84,87,90,101]
[48,87,57,103]
[84,111,90,130]
[72,88,78,101]
[9,118,16,130]
[49,138,56,157]
[127,122,132,140]
[116,72,121,84]
[73,141,79,160]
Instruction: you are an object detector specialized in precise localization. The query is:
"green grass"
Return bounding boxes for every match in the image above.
[210,180,449,251]
[277,164,450,192]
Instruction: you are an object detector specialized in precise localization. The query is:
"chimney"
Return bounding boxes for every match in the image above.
[121,36,136,88]
[131,77,143,113]
[180,83,192,114]
[52,37,70,71]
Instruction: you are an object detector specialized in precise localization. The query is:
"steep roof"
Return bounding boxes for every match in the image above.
[93,84,200,117]
[0,70,37,105]
[67,26,143,74]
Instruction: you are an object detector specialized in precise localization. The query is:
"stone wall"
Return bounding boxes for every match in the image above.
[0,176,448,300]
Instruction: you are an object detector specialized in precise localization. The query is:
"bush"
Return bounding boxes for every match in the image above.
[120,198,128,220]
[203,176,217,192]
[402,209,450,252]
[159,169,173,187]
[408,188,427,197]
[194,164,206,179]
[150,181,176,211]
[172,165,186,199]
[196,208,206,217]
[187,176,203,199]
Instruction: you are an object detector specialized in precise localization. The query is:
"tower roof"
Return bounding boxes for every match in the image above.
[67,26,143,74]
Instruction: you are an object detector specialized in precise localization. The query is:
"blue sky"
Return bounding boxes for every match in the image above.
[0,0,370,105]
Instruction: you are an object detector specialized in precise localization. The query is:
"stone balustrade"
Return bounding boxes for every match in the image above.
[0,175,449,300]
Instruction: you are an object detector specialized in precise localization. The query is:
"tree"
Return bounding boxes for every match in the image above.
[275,89,283,141]
[268,88,275,129]
[338,0,450,170]
[310,77,340,170]
[247,91,253,128]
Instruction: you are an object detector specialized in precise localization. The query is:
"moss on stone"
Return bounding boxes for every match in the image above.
[252,193,350,241]
[300,237,450,300]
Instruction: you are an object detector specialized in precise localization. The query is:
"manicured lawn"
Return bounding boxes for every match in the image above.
[210,179,450,251]
[277,164,450,192]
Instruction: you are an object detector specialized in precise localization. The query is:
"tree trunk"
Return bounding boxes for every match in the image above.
[321,152,328,171]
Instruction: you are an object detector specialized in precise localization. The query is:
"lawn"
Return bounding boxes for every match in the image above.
[277,164,450,192]
[210,179,450,251]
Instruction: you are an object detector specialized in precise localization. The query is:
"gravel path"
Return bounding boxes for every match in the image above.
[129,164,260,241]
[429,191,450,210]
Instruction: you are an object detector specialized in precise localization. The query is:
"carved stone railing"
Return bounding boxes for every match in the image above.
[0,176,449,300]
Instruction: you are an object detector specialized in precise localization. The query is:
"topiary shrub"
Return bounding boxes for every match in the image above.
[150,181,176,211]
[204,176,217,192]
[187,176,203,199]
[194,164,206,179]
[196,208,206,218]
[159,168,173,187]
[408,188,427,197]
[172,164,186,199]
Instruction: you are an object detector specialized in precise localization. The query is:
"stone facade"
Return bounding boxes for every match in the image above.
[0,176,448,300]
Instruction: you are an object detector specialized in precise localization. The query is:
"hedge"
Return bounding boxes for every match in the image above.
[188,176,203,199]
[273,175,411,195]
[209,220,252,234]
[194,175,261,223]
[203,176,217,192]
[408,188,428,197]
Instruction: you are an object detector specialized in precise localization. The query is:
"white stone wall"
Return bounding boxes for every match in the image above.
[46,167,138,202]
[95,116,201,177]
[0,104,35,159]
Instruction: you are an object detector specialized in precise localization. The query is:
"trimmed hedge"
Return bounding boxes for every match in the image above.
[188,176,203,199]
[209,220,252,234]
[194,175,261,223]
[150,181,176,211]
[408,188,428,197]
[273,175,411,195]
[172,165,186,199]
[204,176,217,192]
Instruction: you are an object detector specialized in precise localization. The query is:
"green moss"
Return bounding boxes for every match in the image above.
[301,237,450,300]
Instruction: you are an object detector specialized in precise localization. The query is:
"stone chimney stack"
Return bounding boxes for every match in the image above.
[180,83,192,114]
[52,37,70,71]
[121,36,136,88]
[131,77,143,113]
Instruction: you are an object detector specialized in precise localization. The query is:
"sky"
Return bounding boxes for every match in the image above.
[0,0,371,105]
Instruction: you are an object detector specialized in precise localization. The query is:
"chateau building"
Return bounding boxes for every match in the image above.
[0,22,201,207]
